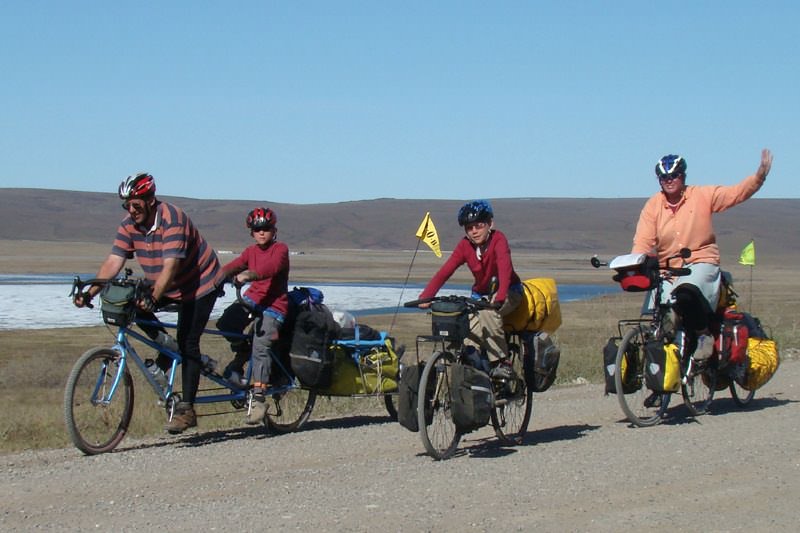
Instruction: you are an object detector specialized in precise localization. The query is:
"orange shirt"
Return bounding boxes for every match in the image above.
[632,173,764,266]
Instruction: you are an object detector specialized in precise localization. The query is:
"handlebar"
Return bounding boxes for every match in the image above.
[591,248,692,274]
[404,294,500,311]
[70,269,149,309]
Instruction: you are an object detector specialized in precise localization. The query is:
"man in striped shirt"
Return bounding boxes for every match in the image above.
[74,172,222,434]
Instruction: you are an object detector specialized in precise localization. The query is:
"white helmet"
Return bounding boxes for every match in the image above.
[332,310,357,329]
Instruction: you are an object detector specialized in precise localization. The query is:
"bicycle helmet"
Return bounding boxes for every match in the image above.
[118,172,156,199]
[246,207,277,231]
[457,200,494,226]
[655,155,687,179]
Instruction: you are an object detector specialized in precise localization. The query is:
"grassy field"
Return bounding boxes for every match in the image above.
[1,254,798,454]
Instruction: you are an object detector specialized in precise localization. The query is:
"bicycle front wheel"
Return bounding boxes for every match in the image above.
[64,348,134,455]
[616,326,667,427]
[682,364,715,416]
[491,339,532,445]
[418,351,461,460]
[265,385,316,433]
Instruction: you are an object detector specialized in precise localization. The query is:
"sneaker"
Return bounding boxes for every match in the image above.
[693,334,715,362]
[165,402,197,434]
[246,395,267,425]
[644,391,662,408]
[490,360,514,381]
[223,364,248,388]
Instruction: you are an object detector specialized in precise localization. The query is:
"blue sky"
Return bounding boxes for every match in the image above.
[1,1,797,203]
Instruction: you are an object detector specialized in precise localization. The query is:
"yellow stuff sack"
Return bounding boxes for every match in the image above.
[741,338,780,391]
[503,278,562,333]
[316,342,399,396]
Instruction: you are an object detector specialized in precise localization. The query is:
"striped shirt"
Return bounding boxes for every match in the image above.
[111,201,221,301]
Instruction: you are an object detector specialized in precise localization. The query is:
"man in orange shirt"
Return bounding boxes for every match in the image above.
[631,149,773,360]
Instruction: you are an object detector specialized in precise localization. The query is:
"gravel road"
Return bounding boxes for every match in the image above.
[3,358,798,532]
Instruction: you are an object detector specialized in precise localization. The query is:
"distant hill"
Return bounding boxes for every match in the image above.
[1,188,796,263]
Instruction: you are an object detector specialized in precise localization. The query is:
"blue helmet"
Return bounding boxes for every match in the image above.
[457,200,494,226]
[655,154,687,179]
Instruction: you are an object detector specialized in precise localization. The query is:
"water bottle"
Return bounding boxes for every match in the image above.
[200,354,218,374]
[145,358,168,389]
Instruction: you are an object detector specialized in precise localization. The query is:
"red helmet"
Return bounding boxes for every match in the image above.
[119,172,156,199]
[246,207,277,231]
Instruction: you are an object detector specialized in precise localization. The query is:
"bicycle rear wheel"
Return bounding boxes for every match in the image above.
[616,326,667,427]
[730,380,755,407]
[418,351,461,460]
[265,385,316,433]
[64,348,134,455]
[682,363,715,416]
[491,339,532,445]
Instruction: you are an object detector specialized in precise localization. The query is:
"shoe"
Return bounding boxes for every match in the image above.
[223,364,248,388]
[693,334,714,362]
[165,402,197,434]
[490,360,514,381]
[246,395,267,425]
[644,391,662,408]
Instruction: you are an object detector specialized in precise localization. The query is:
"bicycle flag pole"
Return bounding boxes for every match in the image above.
[388,212,443,334]
[738,239,755,311]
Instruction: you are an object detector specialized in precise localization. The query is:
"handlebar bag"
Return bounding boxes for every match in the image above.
[289,305,339,387]
[450,363,492,433]
[610,254,659,292]
[602,337,641,395]
[644,340,680,393]
[430,301,469,342]
[100,283,137,327]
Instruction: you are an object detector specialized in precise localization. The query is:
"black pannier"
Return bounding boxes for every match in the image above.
[397,363,426,432]
[603,337,641,395]
[289,305,339,387]
[450,363,493,433]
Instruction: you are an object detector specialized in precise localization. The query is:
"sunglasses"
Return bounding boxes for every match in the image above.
[121,200,147,211]
[252,226,274,233]
[658,173,684,183]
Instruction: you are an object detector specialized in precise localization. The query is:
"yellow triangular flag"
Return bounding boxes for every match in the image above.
[738,240,755,266]
[415,212,442,258]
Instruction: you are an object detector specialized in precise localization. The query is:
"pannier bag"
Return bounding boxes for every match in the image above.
[526,332,560,392]
[503,278,562,334]
[430,300,469,342]
[450,363,493,433]
[740,337,780,391]
[644,340,680,393]
[289,304,340,387]
[100,282,137,327]
[609,253,659,292]
[603,337,641,395]
[397,363,427,432]
[714,306,749,366]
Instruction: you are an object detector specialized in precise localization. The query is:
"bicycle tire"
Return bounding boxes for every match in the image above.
[616,326,667,427]
[384,393,398,421]
[64,347,134,455]
[682,364,715,416]
[265,386,316,433]
[491,337,533,445]
[418,351,461,460]
[730,379,755,407]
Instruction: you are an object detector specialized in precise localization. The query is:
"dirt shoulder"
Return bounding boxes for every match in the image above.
[2,359,797,531]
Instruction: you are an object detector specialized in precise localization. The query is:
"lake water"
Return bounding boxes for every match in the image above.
[0,274,616,330]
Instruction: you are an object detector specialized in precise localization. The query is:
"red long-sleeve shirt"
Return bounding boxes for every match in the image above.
[222,241,290,315]
[420,230,521,304]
